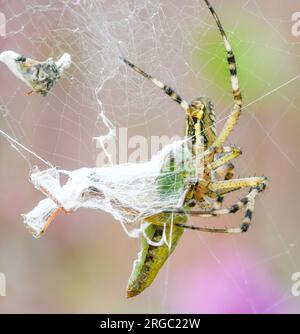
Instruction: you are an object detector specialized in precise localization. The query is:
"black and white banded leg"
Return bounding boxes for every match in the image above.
[173,177,267,233]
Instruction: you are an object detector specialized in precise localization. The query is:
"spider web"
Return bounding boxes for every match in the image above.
[0,0,300,313]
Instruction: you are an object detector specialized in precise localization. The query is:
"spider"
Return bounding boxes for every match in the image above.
[124,0,268,296]
[122,0,267,234]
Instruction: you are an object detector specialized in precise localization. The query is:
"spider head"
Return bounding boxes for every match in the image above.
[187,97,214,118]
[187,97,216,147]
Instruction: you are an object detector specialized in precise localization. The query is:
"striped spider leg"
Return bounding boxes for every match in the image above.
[203,0,242,149]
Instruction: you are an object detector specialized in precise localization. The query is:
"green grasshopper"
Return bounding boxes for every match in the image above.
[124,0,267,297]
[127,143,195,298]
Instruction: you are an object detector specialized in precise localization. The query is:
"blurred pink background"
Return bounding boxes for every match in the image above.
[0,0,300,313]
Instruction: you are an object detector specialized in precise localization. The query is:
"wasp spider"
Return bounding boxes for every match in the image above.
[122,0,268,235]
